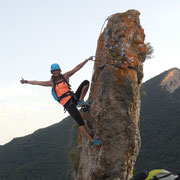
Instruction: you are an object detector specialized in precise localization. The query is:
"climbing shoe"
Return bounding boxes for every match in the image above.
[77,99,90,107]
[92,139,101,146]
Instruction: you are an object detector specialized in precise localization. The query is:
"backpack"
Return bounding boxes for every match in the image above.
[146,169,180,180]
[130,170,180,180]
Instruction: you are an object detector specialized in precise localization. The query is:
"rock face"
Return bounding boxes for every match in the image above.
[74,10,147,180]
[160,68,180,93]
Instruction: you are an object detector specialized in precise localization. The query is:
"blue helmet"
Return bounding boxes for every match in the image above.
[51,63,61,71]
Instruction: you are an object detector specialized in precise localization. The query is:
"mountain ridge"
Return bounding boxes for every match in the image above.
[0,116,77,180]
[135,67,180,173]
[0,67,180,179]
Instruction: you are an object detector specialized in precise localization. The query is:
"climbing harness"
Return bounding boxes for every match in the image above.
[79,103,91,121]
[81,104,90,112]
[79,103,91,112]
[63,98,76,113]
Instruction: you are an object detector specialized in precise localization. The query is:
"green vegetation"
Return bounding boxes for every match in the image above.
[145,42,154,59]
[0,116,78,180]
[69,148,80,173]
[135,70,180,173]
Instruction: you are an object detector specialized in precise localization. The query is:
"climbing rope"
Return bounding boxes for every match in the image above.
[91,14,114,63]
[99,17,109,36]
[99,14,114,36]
[89,15,115,79]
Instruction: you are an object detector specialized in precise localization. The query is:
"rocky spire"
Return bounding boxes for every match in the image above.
[73,9,147,180]
[160,68,180,93]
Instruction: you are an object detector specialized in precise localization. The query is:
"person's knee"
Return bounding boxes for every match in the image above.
[83,80,90,86]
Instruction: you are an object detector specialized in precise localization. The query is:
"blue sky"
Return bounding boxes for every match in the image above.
[0,0,180,145]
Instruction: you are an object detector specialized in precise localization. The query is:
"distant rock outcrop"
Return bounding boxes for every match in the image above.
[160,68,180,93]
[74,10,147,180]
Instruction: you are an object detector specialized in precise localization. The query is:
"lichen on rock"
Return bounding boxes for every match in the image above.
[73,9,147,180]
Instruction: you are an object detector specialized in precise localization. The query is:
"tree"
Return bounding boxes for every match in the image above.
[145,42,154,59]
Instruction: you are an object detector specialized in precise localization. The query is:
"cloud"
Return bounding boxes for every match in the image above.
[0,83,38,100]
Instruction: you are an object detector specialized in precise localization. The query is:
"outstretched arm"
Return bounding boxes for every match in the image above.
[20,77,52,87]
[65,56,94,78]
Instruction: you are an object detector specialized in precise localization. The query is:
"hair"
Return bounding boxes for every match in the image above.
[51,73,64,82]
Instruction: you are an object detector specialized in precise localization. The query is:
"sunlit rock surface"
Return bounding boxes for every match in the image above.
[74,9,147,180]
[160,68,180,93]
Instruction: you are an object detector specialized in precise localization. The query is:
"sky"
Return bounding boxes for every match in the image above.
[0,0,180,145]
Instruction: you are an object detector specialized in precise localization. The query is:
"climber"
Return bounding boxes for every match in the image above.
[20,56,101,146]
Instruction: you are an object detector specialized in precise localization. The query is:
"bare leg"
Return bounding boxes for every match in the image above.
[79,125,93,142]
[79,84,89,101]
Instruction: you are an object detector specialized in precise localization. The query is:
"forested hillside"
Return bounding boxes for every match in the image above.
[0,116,77,180]
[135,68,180,173]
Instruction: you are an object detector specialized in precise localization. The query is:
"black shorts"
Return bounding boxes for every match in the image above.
[64,80,89,126]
